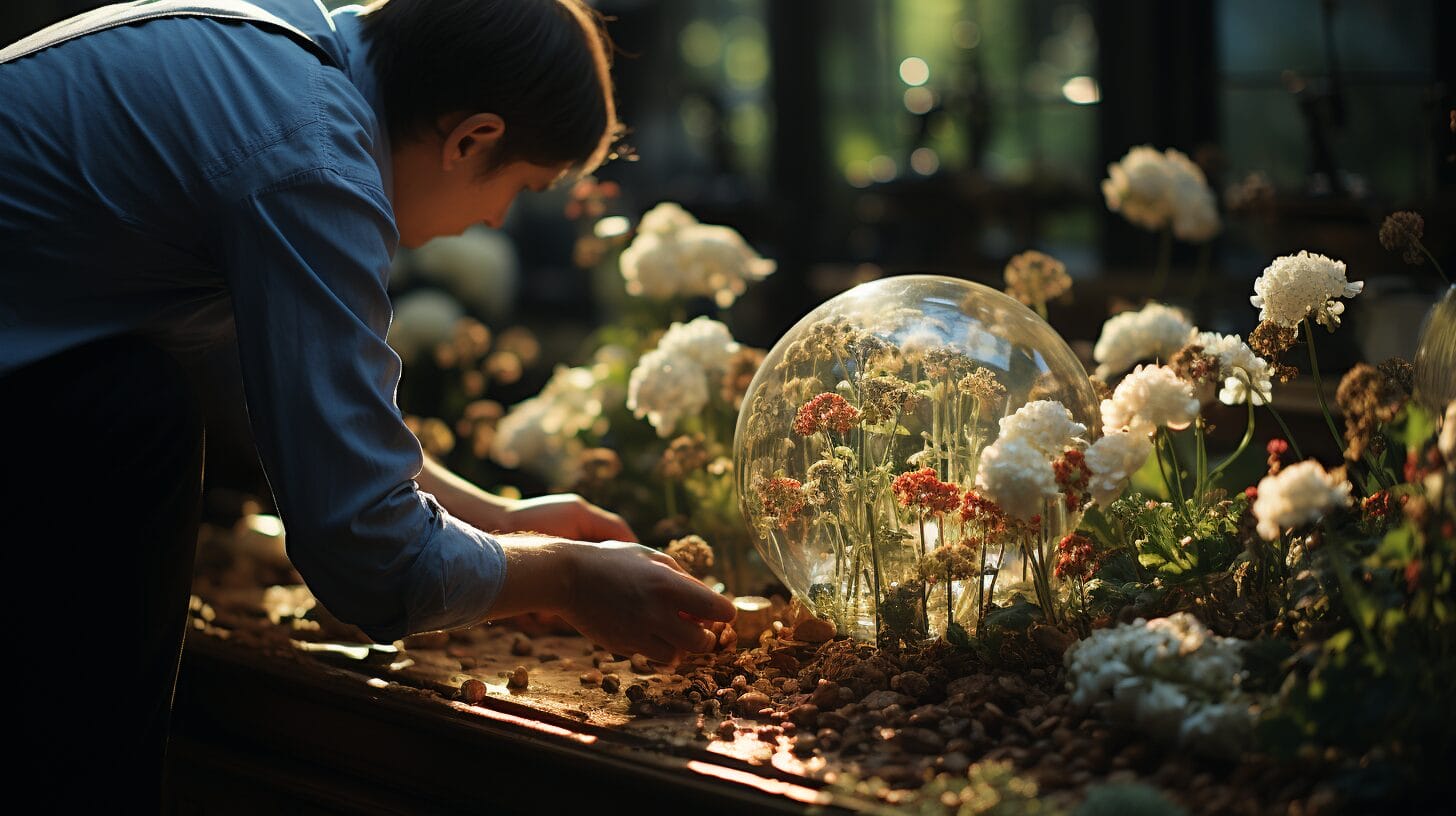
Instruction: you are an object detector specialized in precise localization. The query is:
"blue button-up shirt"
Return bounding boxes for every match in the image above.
[0,0,505,642]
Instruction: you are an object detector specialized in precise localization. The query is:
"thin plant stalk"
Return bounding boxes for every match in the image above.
[1416,241,1449,284]
[1207,388,1257,487]
[1302,317,1347,455]
[1265,402,1305,460]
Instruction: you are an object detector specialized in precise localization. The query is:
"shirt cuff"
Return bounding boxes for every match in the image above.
[358,494,506,643]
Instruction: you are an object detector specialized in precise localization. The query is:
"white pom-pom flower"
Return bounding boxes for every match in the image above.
[1191,331,1275,406]
[657,316,740,374]
[1101,364,1201,436]
[1101,146,1175,231]
[1064,613,1251,758]
[626,348,709,437]
[996,399,1088,458]
[1093,302,1196,380]
[1165,149,1221,243]
[973,436,1060,521]
[491,365,606,488]
[1085,430,1154,506]
[1250,251,1363,329]
[619,203,776,308]
[1252,459,1352,540]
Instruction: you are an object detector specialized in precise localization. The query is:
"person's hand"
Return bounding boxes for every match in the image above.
[501,493,636,543]
[558,541,735,667]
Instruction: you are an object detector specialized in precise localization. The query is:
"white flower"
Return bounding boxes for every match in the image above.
[1252,459,1352,540]
[619,203,776,308]
[1085,430,1153,506]
[627,348,709,437]
[1065,613,1251,758]
[388,289,463,363]
[657,316,740,374]
[997,400,1088,458]
[1165,149,1221,242]
[1103,146,1220,242]
[490,364,609,487]
[1101,364,1201,436]
[1191,331,1274,406]
[1093,302,1196,379]
[973,436,1059,520]
[636,201,698,236]
[1250,251,1364,329]
[1102,146,1175,231]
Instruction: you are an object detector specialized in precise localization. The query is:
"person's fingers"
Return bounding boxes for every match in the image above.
[638,636,681,667]
[669,577,736,622]
[588,506,637,543]
[657,614,717,654]
[650,549,690,575]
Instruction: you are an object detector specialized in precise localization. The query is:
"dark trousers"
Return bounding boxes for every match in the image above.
[1,337,204,809]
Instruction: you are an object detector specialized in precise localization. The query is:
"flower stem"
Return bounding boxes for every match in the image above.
[1207,391,1257,487]
[1417,240,1450,284]
[1194,418,1208,499]
[1265,402,1305,461]
[1302,318,1348,456]
[1159,427,1192,517]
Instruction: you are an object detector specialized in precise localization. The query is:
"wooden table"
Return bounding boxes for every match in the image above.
[166,601,866,815]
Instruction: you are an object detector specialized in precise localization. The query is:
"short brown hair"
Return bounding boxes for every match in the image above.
[362,0,622,175]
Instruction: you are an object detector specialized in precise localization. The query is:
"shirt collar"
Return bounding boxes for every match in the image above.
[326,5,394,204]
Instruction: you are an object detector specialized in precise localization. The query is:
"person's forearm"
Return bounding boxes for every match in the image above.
[483,535,577,620]
[416,455,512,531]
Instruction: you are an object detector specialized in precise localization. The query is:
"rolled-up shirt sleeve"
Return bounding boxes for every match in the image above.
[218,166,503,643]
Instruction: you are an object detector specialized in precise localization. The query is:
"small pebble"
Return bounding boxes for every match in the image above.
[626,683,647,703]
[735,691,772,716]
[509,633,534,656]
[507,666,529,689]
[601,673,621,694]
[716,720,737,740]
[579,669,603,685]
[794,617,835,643]
[460,678,487,704]
[458,657,477,670]
[629,653,653,674]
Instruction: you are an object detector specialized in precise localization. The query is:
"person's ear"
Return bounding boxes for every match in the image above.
[439,113,505,172]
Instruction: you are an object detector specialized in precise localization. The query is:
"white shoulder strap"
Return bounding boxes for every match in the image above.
[0,0,333,65]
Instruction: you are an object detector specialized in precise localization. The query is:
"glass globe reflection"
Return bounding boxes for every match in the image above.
[734,275,1099,642]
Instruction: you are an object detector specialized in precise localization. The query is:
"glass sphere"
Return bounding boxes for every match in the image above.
[734,275,1099,642]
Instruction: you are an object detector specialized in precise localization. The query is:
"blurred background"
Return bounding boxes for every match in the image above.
[5,0,1453,519]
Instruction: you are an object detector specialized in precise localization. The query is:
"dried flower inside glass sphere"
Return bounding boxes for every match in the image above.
[734,276,1099,642]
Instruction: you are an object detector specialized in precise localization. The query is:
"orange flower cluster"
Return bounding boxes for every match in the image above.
[960,490,1007,531]
[1054,533,1098,582]
[793,392,863,436]
[891,468,962,514]
[759,476,806,528]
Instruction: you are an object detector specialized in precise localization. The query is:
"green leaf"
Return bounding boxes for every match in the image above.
[1392,403,1438,452]
[984,595,1042,632]
[945,621,972,649]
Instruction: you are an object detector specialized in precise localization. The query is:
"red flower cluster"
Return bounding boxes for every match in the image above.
[892,468,962,514]
[1361,490,1399,522]
[1404,447,1443,484]
[760,477,806,528]
[1266,438,1289,475]
[1054,533,1098,582]
[794,392,862,436]
[1052,449,1092,511]
[960,490,1004,525]
[1244,486,1259,501]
